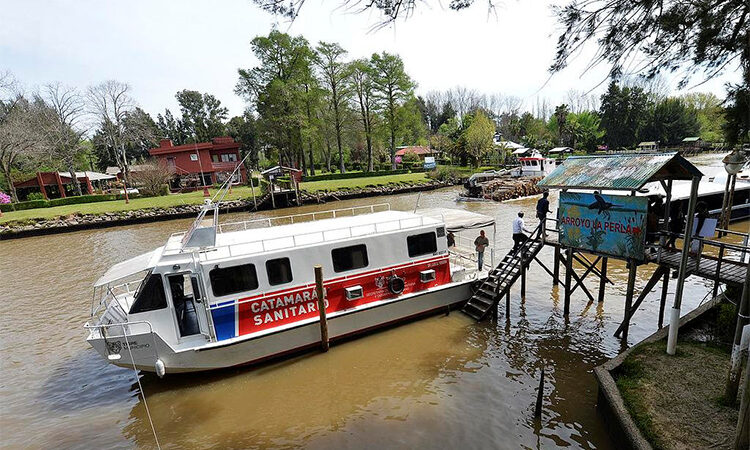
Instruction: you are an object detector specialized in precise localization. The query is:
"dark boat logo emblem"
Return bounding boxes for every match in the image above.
[107,341,122,354]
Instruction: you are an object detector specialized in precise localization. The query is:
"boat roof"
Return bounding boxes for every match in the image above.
[417,208,495,232]
[94,248,161,287]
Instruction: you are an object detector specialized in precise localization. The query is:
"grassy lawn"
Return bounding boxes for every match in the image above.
[300,172,430,192]
[0,173,434,224]
[0,186,261,224]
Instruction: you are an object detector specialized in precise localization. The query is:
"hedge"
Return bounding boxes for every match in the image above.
[302,169,410,182]
[0,193,135,212]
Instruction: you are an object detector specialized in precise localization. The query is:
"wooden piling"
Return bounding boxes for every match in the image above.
[534,368,545,419]
[659,269,669,328]
[564,248,573,316]
[622,261,638,341]
[314,265,329,352]
[520,252,527,299]
[598,257,608,303]
[553,246,560,286]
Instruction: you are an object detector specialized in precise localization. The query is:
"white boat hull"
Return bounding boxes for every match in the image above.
[88,281,473,373]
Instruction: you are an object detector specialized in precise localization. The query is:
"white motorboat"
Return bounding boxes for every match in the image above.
[510,150,559,177]
[85,201,496,375]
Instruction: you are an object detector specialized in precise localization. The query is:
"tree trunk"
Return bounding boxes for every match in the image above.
[308,142,315,176]
[1,163,18,202]
[366,133,373,172]
[336,129,345,174]
[67,159,82,196]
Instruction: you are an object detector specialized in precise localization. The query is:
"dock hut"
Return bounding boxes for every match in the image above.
[537,152,704,352]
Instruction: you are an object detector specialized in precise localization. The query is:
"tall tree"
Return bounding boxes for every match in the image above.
[370,52,414,169]
[315,42,351,173]
[599,82,651,149]
[226,111,259,169]
[463,110,495,167]
[349,59,377,171]
[237,30,313,168]
[41,83,87,196]
[87,80,140,182]
[175,90,228,142]
[0,89,45,201]
[642,97,700,145]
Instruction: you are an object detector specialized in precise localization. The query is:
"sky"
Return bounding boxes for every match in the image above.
[1,0,741,120]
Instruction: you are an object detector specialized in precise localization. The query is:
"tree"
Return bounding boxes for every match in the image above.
[175,90,228,142]
[552,1,749,88]
[156,109,189,145]
[87,80,137,182]
[350,59,378,171]
[130,160,172,196]
[0,89,45,201]
[683,92,726,142]
[237,31,313,169]
[567,111,604,152]
[316,42,351,173]
[40,83,87,196]
[370,52,414,169]
[642,97,700,145]
[599,82,651,149]
[553,104,570,146]
[463,110,495,167]
[723,85,750,146]
[226,111,259,169]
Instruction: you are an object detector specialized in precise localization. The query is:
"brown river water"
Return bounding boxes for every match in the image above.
[1,154,747,449]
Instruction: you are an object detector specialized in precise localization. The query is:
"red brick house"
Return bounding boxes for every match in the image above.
[394,146,434,160]
[149,137,246,187]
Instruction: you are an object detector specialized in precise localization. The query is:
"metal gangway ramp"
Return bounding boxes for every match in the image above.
[462,224,544,321]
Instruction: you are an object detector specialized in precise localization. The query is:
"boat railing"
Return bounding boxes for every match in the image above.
[215,203,392,234]
[195,213,432,261]
[91,279,142,318]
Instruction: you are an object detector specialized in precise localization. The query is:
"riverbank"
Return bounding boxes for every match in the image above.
[595,297,740,449]
[0,179,448,239]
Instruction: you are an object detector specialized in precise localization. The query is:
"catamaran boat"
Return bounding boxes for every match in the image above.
[85,201,496,375]
[510,150,559,178]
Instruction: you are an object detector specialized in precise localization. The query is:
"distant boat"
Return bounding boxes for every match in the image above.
[510,150,559,178]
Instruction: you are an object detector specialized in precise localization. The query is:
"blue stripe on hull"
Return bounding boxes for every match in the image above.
[211,301,236,341]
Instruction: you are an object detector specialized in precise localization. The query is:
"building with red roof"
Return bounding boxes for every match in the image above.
[149,137,246,187]
[394,146,434,159]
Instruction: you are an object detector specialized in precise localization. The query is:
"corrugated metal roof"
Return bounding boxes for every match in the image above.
[537,152,702,190]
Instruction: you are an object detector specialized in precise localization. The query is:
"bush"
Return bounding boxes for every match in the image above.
[0,199,48,212]
[302,169,409,182]
[130,161,172,197]
[27,192,45,201]
[427,166,461,183]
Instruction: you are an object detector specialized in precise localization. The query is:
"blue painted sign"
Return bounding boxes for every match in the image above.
[558,192,648,260]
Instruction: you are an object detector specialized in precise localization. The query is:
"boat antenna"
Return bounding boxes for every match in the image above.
[212,151,253,205]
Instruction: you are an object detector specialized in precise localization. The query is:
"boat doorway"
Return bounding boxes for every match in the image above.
[168,274,202,338]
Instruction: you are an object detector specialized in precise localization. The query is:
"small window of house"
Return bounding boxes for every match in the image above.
[407,232,437,257]
[129,274,167,314]
[190,154,198,161]
[209,264,258,297]
[332,244,369,273]
[212,154,220,163]
[221,153,238,162]
[266,258,293,286]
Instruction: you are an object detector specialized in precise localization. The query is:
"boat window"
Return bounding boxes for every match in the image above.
[266,258,293,286]
[209,264,258,297]
[407,232,437,257]
[129,274,167,314]
[332,244,369,273]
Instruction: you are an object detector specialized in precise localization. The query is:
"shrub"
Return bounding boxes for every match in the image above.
[302,169,409,182]
[26,192,45,201]
[131,161,173,197]
[427,166,461,183]
[0,199,48,212]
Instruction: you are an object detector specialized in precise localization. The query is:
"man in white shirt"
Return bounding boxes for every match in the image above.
[512,211,532,251]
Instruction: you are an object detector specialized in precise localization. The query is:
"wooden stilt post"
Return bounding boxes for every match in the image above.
[505,289,510,317]
[520,252,527,299]
[314,265,329,352]
[659,269,669,329]
[553,246,560,286]
[598,257,608,303]
[622,261,638,341]
[534,367,545,419]
[564,248,573,316]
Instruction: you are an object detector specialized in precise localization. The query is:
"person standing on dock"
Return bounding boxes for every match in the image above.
[512,212,532,252]
[474,230,490,270]
[536,191,551,233]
